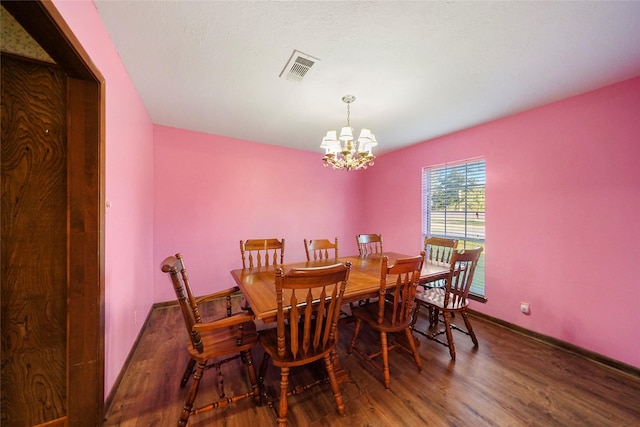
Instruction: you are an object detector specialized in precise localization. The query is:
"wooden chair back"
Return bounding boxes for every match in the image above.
[240,238,285,268]
[377,253,424,327]
[304,238,339,261]
[274,262,351,360]
[162,254,204,352]
[356,233,383,256]
[444,247,483,308]
[424,236,458,263]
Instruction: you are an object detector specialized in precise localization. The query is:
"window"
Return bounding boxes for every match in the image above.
[422,160,486,299]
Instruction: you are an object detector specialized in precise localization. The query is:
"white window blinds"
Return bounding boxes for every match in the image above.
[422,160,486,298]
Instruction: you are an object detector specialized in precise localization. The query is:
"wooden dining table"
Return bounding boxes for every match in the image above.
[230,252,450,324]
[231,252,450,384]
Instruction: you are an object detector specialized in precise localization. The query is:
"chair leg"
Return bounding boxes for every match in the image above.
[179,361,205,427]
[242,350,262,405]
[380,331,390,389]
[461,311,479,347]
[410,303,421,329]
[180,358,196,387]
[323,353,346,416]
[259,352,271,383]
[277,367,290,427]
[348,319,362,354]
[429,307,440,327]
[404,327,423,371]
[215,364,225,398]
[442,312,456,361]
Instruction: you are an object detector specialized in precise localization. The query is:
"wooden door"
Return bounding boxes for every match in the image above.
[1,54,68,425]
[1,1,105,425]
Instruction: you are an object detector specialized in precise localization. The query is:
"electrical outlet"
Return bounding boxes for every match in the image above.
[520,302,530,315]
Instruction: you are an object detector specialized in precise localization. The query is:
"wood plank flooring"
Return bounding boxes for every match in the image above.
[103,298,640,427]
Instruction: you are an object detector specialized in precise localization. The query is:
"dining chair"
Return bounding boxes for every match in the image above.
[422,236,459,324]
[348,253,424,389]
[356,233,383,256]
[240,238,285,268]
[161,253,261,426]
[411,247,483,361]
[304,237,338,261]
[258,262,352,427]
[170,253,244,386]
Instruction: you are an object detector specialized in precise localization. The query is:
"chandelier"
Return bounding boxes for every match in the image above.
[321,95,377,171]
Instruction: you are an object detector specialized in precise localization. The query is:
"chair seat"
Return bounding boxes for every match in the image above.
[187,320,258,362]
[415,288,469,311]
[351,300,413,333]
[259,326,336,367]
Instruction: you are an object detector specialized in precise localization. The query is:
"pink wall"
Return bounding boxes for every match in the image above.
[53,1,156,396]
[360,77,640,368]
[153,126,361,302]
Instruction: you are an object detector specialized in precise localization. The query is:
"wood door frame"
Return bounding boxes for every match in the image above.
[2,1,105,424]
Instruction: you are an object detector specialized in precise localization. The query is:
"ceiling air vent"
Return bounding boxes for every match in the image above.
[279,50,319,82]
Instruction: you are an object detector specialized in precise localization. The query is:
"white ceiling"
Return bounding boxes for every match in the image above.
[94,1,640,154]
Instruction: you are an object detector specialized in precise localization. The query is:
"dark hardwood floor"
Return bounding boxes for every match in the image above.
[103,297,640,427]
